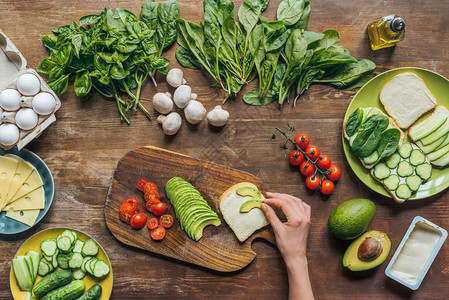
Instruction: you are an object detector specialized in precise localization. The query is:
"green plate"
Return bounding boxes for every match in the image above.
[342,67,449,200]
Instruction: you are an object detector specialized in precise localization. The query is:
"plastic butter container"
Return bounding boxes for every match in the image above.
[385,216,447,290]
[0,28,61,150]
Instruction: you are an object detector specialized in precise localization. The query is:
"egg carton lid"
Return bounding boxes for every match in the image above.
[0,28,27,89]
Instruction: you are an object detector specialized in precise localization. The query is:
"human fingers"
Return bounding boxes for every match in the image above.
[261,203,283,232]
[267,192,306,213]
[264,197,303,221]
[303,202,311,219]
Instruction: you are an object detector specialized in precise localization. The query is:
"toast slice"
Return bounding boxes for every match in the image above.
[380,72,437,129]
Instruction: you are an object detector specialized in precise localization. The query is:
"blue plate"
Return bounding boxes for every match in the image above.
[0,148,54,234]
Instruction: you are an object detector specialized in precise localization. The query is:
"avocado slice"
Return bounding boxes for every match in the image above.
[192,217,221,241]
[236,186,262,198]
[239,198,264,213]
[342,230,391,271]
[185,212,219,238]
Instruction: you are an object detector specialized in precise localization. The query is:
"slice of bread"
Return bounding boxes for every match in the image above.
[379,72,437,129]
[219,182,268,242]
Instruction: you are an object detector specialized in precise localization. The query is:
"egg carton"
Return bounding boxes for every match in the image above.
[0,29,61,150]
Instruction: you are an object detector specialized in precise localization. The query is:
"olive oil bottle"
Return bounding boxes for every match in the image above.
[367,14,405,50]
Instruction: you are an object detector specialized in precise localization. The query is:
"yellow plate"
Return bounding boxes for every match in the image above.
[10,227,113,299]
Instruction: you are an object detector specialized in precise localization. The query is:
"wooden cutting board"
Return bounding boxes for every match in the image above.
[104,146,275,272]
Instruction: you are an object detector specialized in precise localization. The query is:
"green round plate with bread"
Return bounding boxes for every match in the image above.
[342,67,449,200]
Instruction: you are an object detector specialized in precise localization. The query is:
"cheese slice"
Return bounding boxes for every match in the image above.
[3,187,45,211]
[5,209,40,227]
[8,170,43,205]
[0,156,19,210]
[4,154,35,204]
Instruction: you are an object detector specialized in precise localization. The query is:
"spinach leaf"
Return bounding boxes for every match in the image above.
[74,70,92,97]
[375,128,401,164]
[352,115,389,158]
[175,47,203,69]
[316,59,376,88]
[156,0,179,50]
[140,0,158,31]
[342,73,376,90]
[277,0,308,27]
[79,14,102,26]
[243,88,276,105]
[345,108,364,137]
[48,74,69,95]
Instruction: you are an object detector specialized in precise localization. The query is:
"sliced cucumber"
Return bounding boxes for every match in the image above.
[416,163,433,180]
[37,259,51,277]
[398,143,413,159]
[92,260,110,278]
[57,236,72,252]
[396,184,412,200]
[421,118,449,145]
[69,252,84,269]
[416,134,446,154]
[410,149,426,166]
[72,268,86,280]
[60,230,76,245]
[81,239,99,256]
[431,152,449,168]
[81,257,93,273]
[435,133,449,151]
[57,253,71,270]
[385,152,401,169]
[383,174,400,190]
[12,256,34,292]
[409,110,447,141]
[40,239,57,257]
[374,163,390,180]
[406,175,423,192]
[363,151,379,165]
[428,143,449,161]
[51,250,59,269]
[397,161,414,177]
[73,240,84,253]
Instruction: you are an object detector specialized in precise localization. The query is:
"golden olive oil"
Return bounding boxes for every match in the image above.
[367,14,405,50]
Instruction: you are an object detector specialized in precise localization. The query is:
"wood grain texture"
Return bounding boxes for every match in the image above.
[105,146,275,272]
[1,0,449,299]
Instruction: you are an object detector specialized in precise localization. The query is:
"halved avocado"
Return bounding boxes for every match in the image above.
[239,198,264,213]
[236,186,262,198]
[192,217,221,241]
[342,230,391,271]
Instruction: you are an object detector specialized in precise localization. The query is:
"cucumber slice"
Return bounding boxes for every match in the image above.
[383,174,400,190]
[40,239,57,257]
[396,184,412,200]
[416,134,447,154]
[398,143,413,159]
[431,152,449,167]
[397,161,414,177]
[374,163,390,180]
[57,253,71,270]
[81,257,93,272]
[435,133,449,151]
[72,268,86,280]
[410,149,426,166]
[57,236,72,252]
[416,163,433,180]
[60,230,76,245]
[69,252,84,269]
[51,249,59,269]
[421,118,449,145]
[385,152,401,169]
[73,240,84,253]
[12,256,33,292]
[409,110,447,141]
[81,239,99,256]
[37,259,51,277]
[363,151,379,165]
[406,175,423,192]
[92,260,110,278]
[428,142,449,161]
[25,250,40,283]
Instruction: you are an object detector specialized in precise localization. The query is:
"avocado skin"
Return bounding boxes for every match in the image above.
[342,230,391,271]
[328,199,376,240]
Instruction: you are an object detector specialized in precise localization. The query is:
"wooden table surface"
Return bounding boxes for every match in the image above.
[1,0,449,299]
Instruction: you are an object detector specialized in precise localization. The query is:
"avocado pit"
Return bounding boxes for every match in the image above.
[357,237,383,262]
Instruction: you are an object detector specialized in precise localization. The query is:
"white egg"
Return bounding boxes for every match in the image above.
[15,108,39,130]
[17,73,41,96]
[32,92,56,115]
[0,123,20,146]
[0,89,21,111]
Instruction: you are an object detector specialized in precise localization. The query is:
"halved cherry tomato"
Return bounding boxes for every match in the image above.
[299,161,315,176]
[130,213,147,229]
[147,217,159,230]
[159,214,174,228]
[288,150,304,166]
[327,165,342,181]
[136,179,148,191]
[144,190,160,202]
[151,225,166,240]
[294,134,310,150]
[321,179,335,195]
[134,205,144,214]
[152,202,167,217]
[119,203,135,224]
[305,175,320,190]
[317,155,332,170]
[146,199,161,213]
[305,145,320,161]
[124,198,138,210]
[143,182,158,194]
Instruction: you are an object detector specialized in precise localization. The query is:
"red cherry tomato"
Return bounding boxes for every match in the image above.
[136,179,148,191]
[159,214,174,228]
[119,203,135,224]
[299,161,315,176]
[288,150,304,166]
[153,202,167,217]
[143,182,158,194]
[146,199,161,213]
[124,198,138,210]
[317,155,332,170]
[305,145,320,161]
[327,165,342,181]
[147,217,159,230]
[144,190,160,202]
[294,134,310,150]
[321,179,335,195]
[151,225,166,240]
[130,213,147,229]
[305,175,321,190]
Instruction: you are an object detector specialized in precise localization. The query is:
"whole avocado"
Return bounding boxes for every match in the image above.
[328,198,376,240]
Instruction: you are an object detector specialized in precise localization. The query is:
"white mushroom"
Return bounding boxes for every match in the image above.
[153,92,174,114]
[173,85,193,109]
[166,68,186,88]
[184,100,206,124]
[157,112,182,135]
[207,105,229,127]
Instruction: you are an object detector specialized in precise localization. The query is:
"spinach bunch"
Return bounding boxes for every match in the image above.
[38,0,179,124]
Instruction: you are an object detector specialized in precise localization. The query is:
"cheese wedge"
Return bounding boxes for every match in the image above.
[4,154,35,204]
[5,209,40,227]
[8,170,43,205]
[3,187,45,211]
[0,156,19,210]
